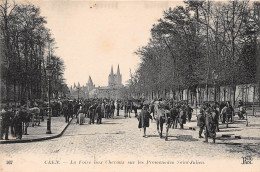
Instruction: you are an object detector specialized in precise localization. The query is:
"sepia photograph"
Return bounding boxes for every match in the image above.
[0,0,260,171]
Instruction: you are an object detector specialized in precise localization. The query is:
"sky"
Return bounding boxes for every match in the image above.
[28,0,184,87]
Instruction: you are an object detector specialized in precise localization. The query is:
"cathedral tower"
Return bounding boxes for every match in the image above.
[108,64,122,87]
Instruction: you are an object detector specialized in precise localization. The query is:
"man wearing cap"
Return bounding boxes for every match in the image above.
[137,105,152,137]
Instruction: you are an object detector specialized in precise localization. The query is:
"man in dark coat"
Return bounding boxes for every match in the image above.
[110,102,115,119]
[204,107,217,143]
[137,105,152,137]
[89,103,96,124]
[95,103,102,124]
[212,104,220,132]
[187,105,193,122]
[105,103,110,119]
[178,105,187,129]
[1,106,12,140]
[83,102,90,118]
[197,110,205,138]
[13,106,23,139]
[68,101,74,119]
[170,105,178,129]
[63,102,70,123]
[127,102,131,118]
[116,102,120,116]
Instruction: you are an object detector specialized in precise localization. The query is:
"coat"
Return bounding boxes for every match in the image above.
[205,112,217,138]
[138,109,152,128]
[197,113,205,127]
[179,110,186,124]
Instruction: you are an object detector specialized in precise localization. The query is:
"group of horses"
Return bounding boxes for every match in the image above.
[152,101,190,141]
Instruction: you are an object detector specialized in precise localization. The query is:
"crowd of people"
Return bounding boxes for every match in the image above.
[137,99,247,142]
[0,98,141,140]
[0,97,247,142]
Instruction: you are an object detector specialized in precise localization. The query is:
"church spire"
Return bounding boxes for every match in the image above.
[117,64,120,75]
[110,65,114,75]
[88,76,93,86]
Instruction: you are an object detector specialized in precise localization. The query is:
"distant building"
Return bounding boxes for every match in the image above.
[69,76,96,99]
[69,64,124,100]
[98,64,124,99]
[108,64,122,88]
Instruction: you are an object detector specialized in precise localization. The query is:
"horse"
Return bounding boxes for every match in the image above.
[153,101,172,140]
[19,107,37,135]
[27,107,41,127]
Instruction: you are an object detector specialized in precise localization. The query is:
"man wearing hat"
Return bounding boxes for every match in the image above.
[178,105,187,129]
[0,105,12,140]
[197,109,205,138]
[13,106,23,139]
[204,107,217,143]
[95,103,102,124]
[137,105,152,137]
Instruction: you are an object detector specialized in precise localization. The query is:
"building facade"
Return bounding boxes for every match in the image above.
[69,64,123,99]
[98,64,123,99]
[69,76,97,99]
[108,64,122,88]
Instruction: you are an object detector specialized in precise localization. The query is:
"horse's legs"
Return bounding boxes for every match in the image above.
[156,119,160,136]
[160,118,163,138]
[204,126,208,142]
[165,124,169,141]
[226,115,229,128]
[216,120,219,132]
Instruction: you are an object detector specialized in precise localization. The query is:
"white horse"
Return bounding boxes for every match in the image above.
[154,101,172,140]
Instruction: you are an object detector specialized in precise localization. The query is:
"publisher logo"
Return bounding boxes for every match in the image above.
[241,156,253,164]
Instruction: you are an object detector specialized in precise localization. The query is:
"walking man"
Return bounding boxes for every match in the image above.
[96,103,102,124]
[137,105,152,137]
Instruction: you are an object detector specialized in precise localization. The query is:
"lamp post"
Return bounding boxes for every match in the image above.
[46,68,52,134]
[212,70,218,102]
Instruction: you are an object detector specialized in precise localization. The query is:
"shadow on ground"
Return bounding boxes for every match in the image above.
[218,129,242,132]
[164,135,199,142]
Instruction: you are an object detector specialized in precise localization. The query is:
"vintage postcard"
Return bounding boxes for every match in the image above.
[0,0,259,171]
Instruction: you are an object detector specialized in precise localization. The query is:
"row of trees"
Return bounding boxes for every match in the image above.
[128,0,260,104]
[0,0,69,103]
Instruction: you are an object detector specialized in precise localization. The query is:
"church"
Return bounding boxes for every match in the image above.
[108,64,123,88]
[96,64,124,99]
[69,64,124,99]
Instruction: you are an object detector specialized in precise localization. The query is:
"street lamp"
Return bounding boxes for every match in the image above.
[46,67,52,134]
[212,70,218,102]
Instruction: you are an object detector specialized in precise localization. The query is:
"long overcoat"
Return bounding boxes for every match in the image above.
[138,109,152,128]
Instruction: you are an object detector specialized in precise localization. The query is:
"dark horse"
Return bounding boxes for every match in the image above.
[154,101,173,141]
